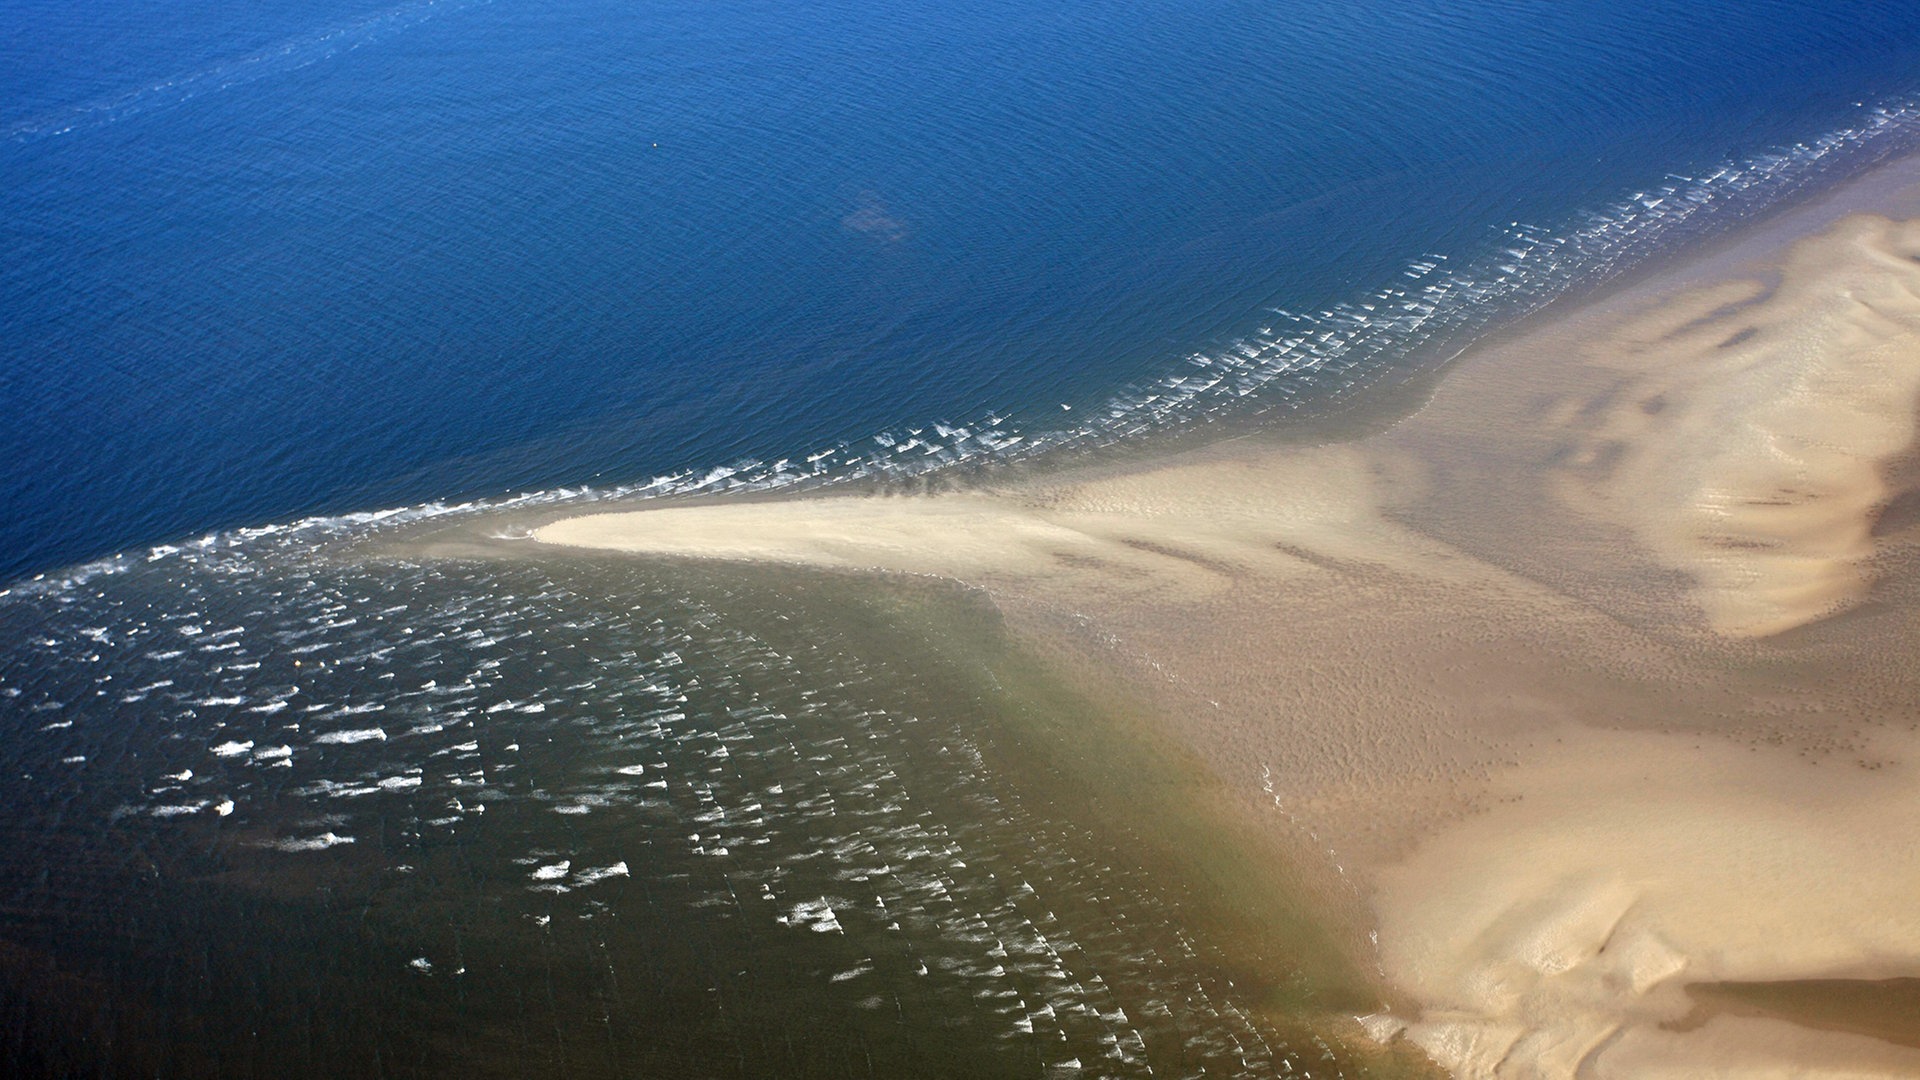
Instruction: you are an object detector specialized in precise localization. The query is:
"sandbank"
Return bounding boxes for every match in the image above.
[531,174,1920,1076]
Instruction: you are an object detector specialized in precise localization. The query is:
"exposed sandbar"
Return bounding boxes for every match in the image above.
[534,197,1920,1075]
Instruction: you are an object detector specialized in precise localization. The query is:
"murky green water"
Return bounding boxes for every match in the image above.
[0,534,1434,1078]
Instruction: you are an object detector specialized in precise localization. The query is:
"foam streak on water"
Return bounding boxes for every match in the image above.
[3,0,475,141]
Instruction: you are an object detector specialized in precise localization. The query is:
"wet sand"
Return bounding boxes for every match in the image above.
[531,170,1920,1076]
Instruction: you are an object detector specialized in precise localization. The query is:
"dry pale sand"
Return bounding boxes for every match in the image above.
[532,201,1920,1076]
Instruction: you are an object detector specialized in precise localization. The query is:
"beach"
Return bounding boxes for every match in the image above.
[10,1,1920,1075]
[532,166,1920,1076]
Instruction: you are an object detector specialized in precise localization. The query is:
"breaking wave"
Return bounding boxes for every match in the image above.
[7,95,1920,599]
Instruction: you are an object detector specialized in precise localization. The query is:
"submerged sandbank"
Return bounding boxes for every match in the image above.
[532,181,1920,1074]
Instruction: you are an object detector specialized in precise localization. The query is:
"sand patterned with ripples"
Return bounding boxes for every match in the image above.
[536,177,1920,1076]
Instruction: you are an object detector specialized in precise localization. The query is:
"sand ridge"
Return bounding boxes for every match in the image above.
[531,207,1920,1077]
[1542,215,1920,637]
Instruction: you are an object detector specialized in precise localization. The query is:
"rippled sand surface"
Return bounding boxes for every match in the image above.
[536,185,1920,1076]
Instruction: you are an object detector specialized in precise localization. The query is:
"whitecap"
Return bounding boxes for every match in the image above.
[313,727,387,745]
[781,897,843,934]
[270,832,355,851]
[573,862,629,886]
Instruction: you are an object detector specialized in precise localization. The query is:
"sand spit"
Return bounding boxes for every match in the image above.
[534,210,1920,1076]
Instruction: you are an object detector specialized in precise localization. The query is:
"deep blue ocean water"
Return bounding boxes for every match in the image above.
[4,2,1920,1077]
[5,0,1920,581]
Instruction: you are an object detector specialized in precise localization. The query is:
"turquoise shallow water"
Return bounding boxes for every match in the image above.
[5,1,1920,1075]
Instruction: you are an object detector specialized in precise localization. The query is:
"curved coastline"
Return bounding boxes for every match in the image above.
[10,7,1920,1075]
[529,159,1920,1076]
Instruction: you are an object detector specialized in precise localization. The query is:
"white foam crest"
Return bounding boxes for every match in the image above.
[268,832,356,851]
[527,95,1920,505]
[7,97,1920,601]
[573,861,630,886]
[781,897,845,934]
[313,727,387,745]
